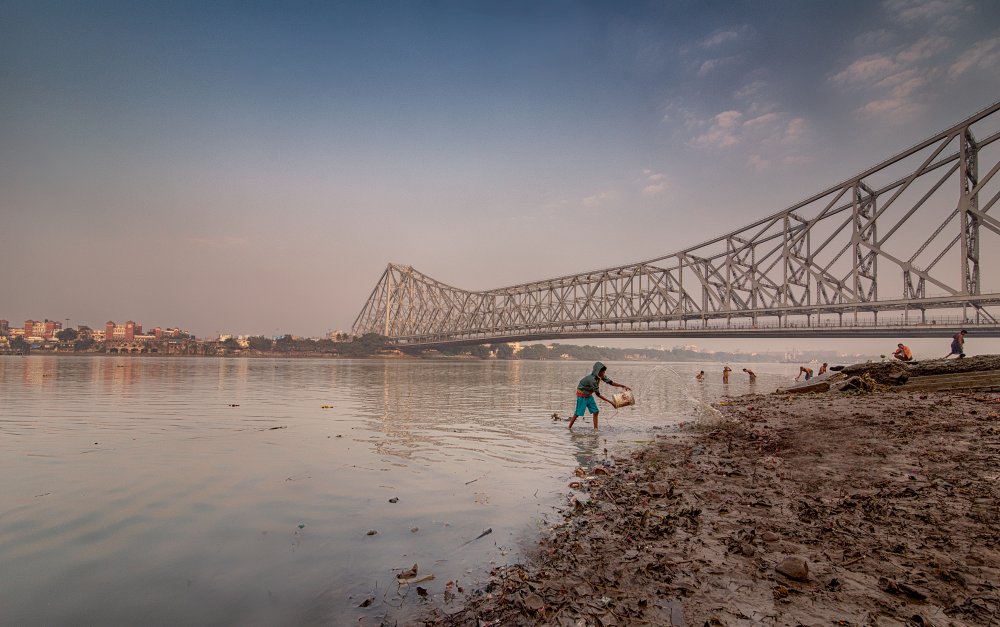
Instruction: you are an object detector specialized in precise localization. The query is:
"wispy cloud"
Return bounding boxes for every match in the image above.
[857,97,923,118]
[783,117,808,144]
[582,191,616,209]
[831,27,958,121]
[742,112,781,130]
[690,110,743,149]
[883,0,971,30]
[949,37,1000,78]
[734,80,768,101]
[686,87,813,172]
[832,54,900,85]
[697,56,739,77]
[699,26,752,48]
[640,170,669,197]
[897,35,951,63]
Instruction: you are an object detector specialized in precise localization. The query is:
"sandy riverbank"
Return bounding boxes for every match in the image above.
[419,362,1000,626]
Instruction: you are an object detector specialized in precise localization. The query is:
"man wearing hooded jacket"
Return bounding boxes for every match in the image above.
[568,361,631,431]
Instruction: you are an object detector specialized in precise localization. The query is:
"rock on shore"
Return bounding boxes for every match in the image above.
[419,384,1000,626]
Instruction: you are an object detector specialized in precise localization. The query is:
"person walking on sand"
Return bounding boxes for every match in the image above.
[893,343,913,362]
[567,362,631,431]
[818,362,828,375]
[722,366,732,384]
[695,370,705,381]
[742,367,756,383]
[945,330,967,358]
[795,366,813,382]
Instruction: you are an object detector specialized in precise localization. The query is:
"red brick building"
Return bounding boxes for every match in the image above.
[105,320,142,341]
[24,319,62,339]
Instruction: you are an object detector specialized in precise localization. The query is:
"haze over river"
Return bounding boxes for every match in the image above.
[1,356,805,625]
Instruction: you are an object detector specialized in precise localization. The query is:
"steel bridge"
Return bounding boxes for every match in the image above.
[353,102,1000,348]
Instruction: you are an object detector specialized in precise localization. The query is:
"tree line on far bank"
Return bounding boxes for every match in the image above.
[6,331,849,363]
[240,333,389,357]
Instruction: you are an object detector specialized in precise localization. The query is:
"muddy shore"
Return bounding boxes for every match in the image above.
[420,359,1000,626]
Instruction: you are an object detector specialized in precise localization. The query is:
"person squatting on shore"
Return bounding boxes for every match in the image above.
[945,330,967,358]
[742,367,756,383]
[695,370,705,381]
[567,362,631,431]
[818,362,828,375]
[795,366,814,382]
[893,343,913,362]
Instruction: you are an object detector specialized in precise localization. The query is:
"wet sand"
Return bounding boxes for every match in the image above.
[420,361,1000,626]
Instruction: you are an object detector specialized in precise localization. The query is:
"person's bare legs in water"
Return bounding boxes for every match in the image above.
[567,411,599,430]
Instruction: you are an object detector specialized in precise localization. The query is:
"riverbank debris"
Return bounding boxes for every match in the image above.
[397,564,418,579]
[399,574,435,586]
[460,528,493,547]
[419,382,1000,626]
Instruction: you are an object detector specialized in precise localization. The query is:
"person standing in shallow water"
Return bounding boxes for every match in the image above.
[568,361,631,431]
[795,366,813,381]
[945,330,967,358]
[722,366,731,384]
[742,367,756,383]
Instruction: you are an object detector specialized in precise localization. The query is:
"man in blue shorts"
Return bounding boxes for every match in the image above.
[567,361,631,431]
[945,329,967,358]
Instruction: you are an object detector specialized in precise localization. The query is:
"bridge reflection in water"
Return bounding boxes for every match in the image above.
[354,102,1000,348]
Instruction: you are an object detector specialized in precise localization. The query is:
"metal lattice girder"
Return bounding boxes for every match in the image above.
[353,101,1000,345]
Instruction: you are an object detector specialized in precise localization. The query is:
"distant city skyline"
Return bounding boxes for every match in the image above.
[3,1,1000,342]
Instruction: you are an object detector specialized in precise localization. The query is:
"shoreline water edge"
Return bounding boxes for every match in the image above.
[416,357,1000,626]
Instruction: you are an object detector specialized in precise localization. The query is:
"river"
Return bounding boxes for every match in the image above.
[0,356,805,625]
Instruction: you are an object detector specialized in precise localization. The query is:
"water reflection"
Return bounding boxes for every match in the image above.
[0,356,801,625]
[568,430,604,470]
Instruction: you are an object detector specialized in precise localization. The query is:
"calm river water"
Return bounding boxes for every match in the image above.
[0,356,802,625]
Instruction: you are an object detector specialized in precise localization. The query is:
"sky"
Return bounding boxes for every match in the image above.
[2,0,1000,347]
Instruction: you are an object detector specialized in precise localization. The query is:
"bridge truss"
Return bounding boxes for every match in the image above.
[354,102,1000,347]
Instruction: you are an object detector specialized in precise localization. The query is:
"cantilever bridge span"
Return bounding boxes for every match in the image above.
[354,102,1000,348]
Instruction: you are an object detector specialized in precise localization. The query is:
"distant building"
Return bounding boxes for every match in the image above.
[106,320,140,342]
[24,319,62,340]
[152,327,189,339]
[0,320,8,336]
